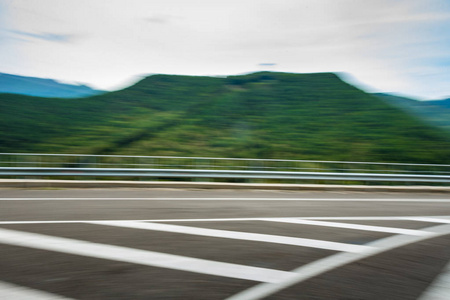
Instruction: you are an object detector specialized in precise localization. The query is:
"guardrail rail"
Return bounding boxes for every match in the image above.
[1,153,449,185]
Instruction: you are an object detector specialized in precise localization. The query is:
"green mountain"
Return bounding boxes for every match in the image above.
[2,72,450,164]
[375,93,450,134]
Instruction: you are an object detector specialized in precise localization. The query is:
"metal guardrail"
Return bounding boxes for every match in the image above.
[1,153,450,184]
[1,167,450,183]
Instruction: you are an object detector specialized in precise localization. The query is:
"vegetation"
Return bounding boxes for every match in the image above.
[2,72,450,164]
[376,93,450,134]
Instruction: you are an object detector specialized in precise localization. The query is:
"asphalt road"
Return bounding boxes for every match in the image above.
[0,188,450,299]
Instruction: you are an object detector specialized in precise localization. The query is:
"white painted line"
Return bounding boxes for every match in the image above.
[0,221,94,225]
[0,217,267,225]
[418,260,450,300]
[0,281,74,300]
[89,221,372,253]
[1,197,450,202]
[226,223,450,300]
[263,218,433,236]
[403,217,450,224]
[306,216,436,221]
[1,215,450,225]
[0,228,295,283]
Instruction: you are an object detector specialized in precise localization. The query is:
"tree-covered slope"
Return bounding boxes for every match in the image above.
[2,72,450,163]
[375,93,450,134]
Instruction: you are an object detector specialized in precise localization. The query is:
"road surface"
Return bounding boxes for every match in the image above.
[0,188,449,299]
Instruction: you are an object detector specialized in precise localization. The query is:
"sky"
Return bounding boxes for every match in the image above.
[0,0,449,100]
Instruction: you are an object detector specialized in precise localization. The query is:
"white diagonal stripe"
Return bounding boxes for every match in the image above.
[418,260,450,300]
[0,281,74,300]
[226,224,450,300]
[263,218,433,236]
[0,228,295,283]
[89,221,372,253]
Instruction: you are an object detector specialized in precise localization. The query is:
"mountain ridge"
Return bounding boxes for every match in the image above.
[1,71,450,164]
[0,72,102,98]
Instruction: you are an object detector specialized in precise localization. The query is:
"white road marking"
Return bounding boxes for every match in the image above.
[403,217,450,224]
[1,215,448,297]
[0,228,296,283]
[226,223,450,300]
[0,217,269,225]
[0,221,96,225]
[263,218,433,236]
[1,197,450,202]
[308,216,439,221]
[89,221,371,253]
[0,281,74,300]
[1,215,450,225]
[418,260,450,300]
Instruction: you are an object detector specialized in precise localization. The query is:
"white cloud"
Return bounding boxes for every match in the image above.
[0,0,449,99]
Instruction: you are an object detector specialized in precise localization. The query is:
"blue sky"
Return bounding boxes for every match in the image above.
[1,0,450,100]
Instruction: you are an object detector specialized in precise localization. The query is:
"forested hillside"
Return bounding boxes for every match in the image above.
[376,93,450,134]
[2,72,450,163]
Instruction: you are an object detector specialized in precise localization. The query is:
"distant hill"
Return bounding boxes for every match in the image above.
[428,98,450,109]
[375,93,450,134]
[1,72,450,164]
[0,73,102,98]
